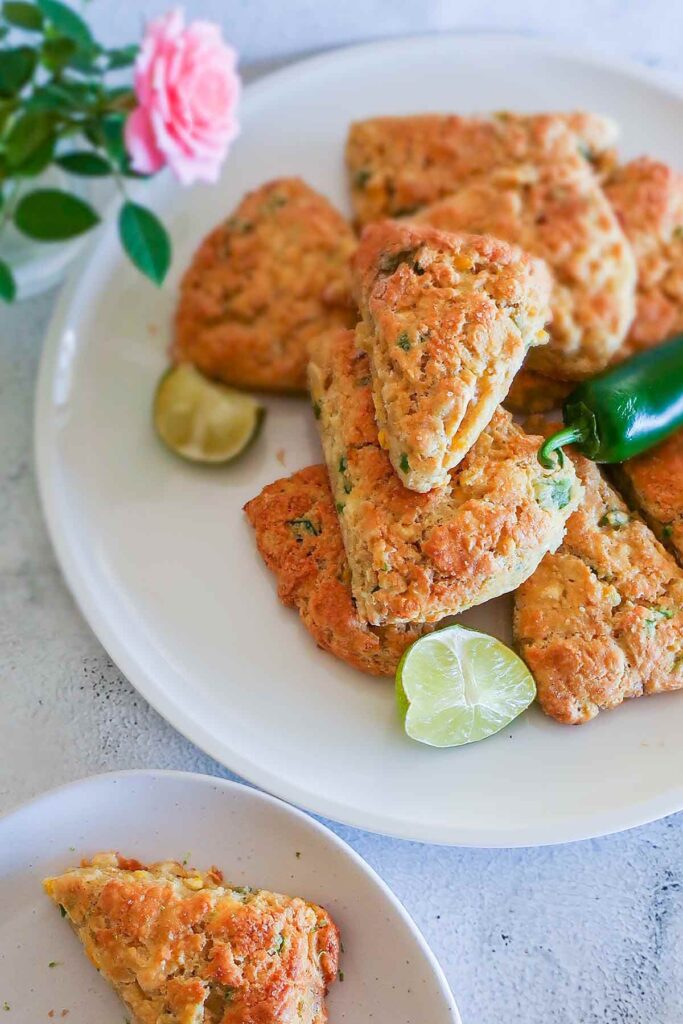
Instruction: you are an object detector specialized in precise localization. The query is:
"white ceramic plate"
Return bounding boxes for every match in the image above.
[35,35,683,846]
[0,770,459,1022]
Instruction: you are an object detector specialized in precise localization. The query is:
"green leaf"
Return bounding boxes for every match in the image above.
[82,120,100,147]
[28,78,97,109]
[40,34,76,71]
[66,44,101,74]
[4,109,53,167]
[0,259,16,302]
[36,0,92,46]
[56,150,110,176]
[0,98,17,131]
[14,188,99,240]
[14,132,54,175]
[118,201,170,285]
[0,46,36,97]
[106,44,137,69]
[100,112,125,165]
[3,1,43,29]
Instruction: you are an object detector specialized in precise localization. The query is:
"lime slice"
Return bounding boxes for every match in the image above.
[396,625,536,747]
[153,364,264,464]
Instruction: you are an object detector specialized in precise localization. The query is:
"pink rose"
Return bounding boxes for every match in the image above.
[125,8,240,186]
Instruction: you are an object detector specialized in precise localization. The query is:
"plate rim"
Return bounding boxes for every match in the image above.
[0,768,460,1023]
[34,32,683,848]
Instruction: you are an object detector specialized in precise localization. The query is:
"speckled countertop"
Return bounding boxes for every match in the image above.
[3,5,683,1021]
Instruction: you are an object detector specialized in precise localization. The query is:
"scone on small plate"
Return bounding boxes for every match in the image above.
[44,851,339,1024]
[353,220,552,492]
[308,328,582,626]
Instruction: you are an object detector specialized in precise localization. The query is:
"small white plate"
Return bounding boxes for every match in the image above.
[35,34,683,846]
[0,771,459,1022]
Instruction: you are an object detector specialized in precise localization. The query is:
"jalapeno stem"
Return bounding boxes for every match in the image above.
[538,425,588,468]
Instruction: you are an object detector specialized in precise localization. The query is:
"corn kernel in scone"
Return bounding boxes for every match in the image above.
[174,177,356,392]
[353,220,552,491]
[308,329,582,626]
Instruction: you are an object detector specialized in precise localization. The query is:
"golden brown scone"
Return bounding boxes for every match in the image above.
[44,851,339,1024]
[506,158,683,413]
[605,157,683,359]
[514,418,683,725]
[244,464,428,675]
[308,329,582,626]
[353,220,551,491]
[503,368,573,415]
[612,429,683,564]
[174,178,357,392]
[415,161,636,380]
[346,111,618,226]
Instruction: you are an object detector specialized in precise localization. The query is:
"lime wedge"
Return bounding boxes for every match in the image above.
[396,625,536,747]
[153,364,264,464]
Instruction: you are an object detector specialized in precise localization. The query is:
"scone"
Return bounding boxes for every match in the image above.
[346,110,618,226]
[245,464,429,675]
[44,851,339,1024]
[353,220,551,491]
[515,418,683,724]
[503,369,573,415]
[414,160,636,380]
[612,428,683,565]
[505,156,683,413]
[308,328,582,626]
[174,177,357,392]
[605,157,683,359]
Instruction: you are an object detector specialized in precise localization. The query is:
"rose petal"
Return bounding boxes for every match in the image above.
[124,106,166,174]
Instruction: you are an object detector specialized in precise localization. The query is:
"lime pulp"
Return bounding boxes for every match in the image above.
[153,364,264,464]
[396,624,536,748]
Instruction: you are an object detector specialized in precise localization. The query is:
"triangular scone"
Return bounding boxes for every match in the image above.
[44,852,339,1024]
[353,220,552,492]
[346,111,618,226]
[413,160,636,380]
[604,157,683,359]
[308,329,582,626]
[174,177,356,393]
[244,464,430,676]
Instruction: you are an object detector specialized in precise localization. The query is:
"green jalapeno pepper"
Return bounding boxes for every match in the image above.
[538,332,683,467]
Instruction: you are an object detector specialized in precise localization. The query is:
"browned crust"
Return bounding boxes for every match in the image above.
[308,329,582,625]
[44,851,339,1024]
[174,177,357,392]
[606,157,683,359]
[514,418,683,724]
[353,219,551,490]
[244,464,428,675]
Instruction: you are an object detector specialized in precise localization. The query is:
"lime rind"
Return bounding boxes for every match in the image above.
[154,364,264,464]
[396,625,536,748]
